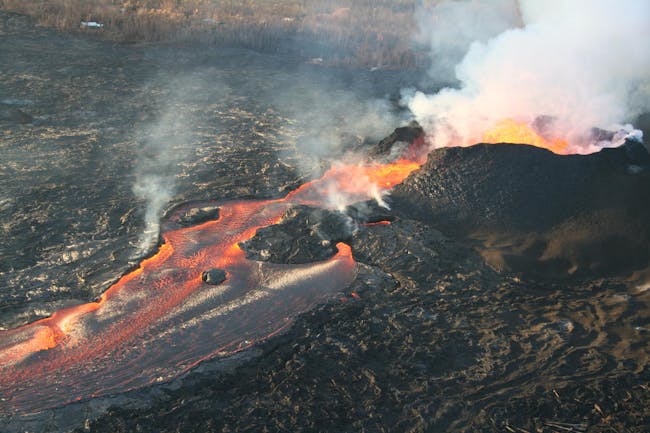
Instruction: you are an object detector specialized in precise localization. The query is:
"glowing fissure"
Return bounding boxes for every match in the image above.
[0,158,422,415]
[482,118,569,154]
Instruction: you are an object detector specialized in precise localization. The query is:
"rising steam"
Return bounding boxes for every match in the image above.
[272,78,401,210]
[414,0,521,83]
[132,78,195,256]
[406,0,650,153]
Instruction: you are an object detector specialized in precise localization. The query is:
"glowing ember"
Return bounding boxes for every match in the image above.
[363,220,392,227]
[0,154,423,415]
[482,119,569,154]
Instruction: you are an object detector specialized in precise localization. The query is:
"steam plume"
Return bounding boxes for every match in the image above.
[414,0,521,83]
[132,78,195,256]
[406,0,650,153]
[272,79,400,209]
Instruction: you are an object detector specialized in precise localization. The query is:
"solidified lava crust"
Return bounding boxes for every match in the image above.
[239,205,353,264]
[82,217,650,433]
[392,141,650,279]
[79,141,650,433]
[76,142,650,433]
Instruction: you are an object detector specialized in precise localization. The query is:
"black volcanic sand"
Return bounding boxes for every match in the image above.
[2,11,650,433]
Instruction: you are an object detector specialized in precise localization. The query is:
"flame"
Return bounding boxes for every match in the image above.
[482,118,569,154]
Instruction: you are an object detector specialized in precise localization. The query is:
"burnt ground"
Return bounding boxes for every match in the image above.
[1,10,650,433]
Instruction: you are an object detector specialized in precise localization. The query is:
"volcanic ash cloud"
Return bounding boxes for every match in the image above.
[406,0,650,153]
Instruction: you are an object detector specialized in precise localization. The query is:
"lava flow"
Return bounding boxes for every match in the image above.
[0,157,422,415]
[482,118,569,154]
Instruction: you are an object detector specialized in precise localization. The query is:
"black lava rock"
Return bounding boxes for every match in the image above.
[239,205,353,264]
[178,205,220,227]
[344,200,395,224]
[202,269,227,285]
[621,139,650,165]
[368,120,424,159]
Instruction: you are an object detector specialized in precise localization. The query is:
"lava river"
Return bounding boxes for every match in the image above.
[0,158,421,415]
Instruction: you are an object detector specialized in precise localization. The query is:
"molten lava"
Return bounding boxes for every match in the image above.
[0,155,423,415]
[482,118,569,154]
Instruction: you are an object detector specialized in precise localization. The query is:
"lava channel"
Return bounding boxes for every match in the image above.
[0,158,421,415]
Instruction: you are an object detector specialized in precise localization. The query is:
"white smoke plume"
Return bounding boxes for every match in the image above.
[275,84,398,161]
[318,160,392,212]
[406,0,650,153]
[272,78,401,209]
[132,78,196,257]
[414,0,521,83]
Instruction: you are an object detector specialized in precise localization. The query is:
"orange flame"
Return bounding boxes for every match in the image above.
[482,118,569,154]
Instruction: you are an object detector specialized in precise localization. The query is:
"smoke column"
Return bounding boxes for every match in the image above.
[132,79,195,256]
[406,0,650,153]
[414,0,521,83]
[272,80,401,211]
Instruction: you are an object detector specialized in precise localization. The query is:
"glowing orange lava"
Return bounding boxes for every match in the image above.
[287,159,422,208]
[363,220,392,227]
[0,152,424,415]
[482,118,569,154]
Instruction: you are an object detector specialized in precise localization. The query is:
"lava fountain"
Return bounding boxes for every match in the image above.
[481,118,569,154]
[0,153,423,415]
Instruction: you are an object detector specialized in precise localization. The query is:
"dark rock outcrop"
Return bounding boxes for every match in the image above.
[202,269,227,285]
[239,205,353,264]
[178,205,220,227]
[344,200,395,224]
[392,141,650,279]
[367,120,424,159]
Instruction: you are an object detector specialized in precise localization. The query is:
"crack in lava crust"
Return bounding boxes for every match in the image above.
[0,159,420,415]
